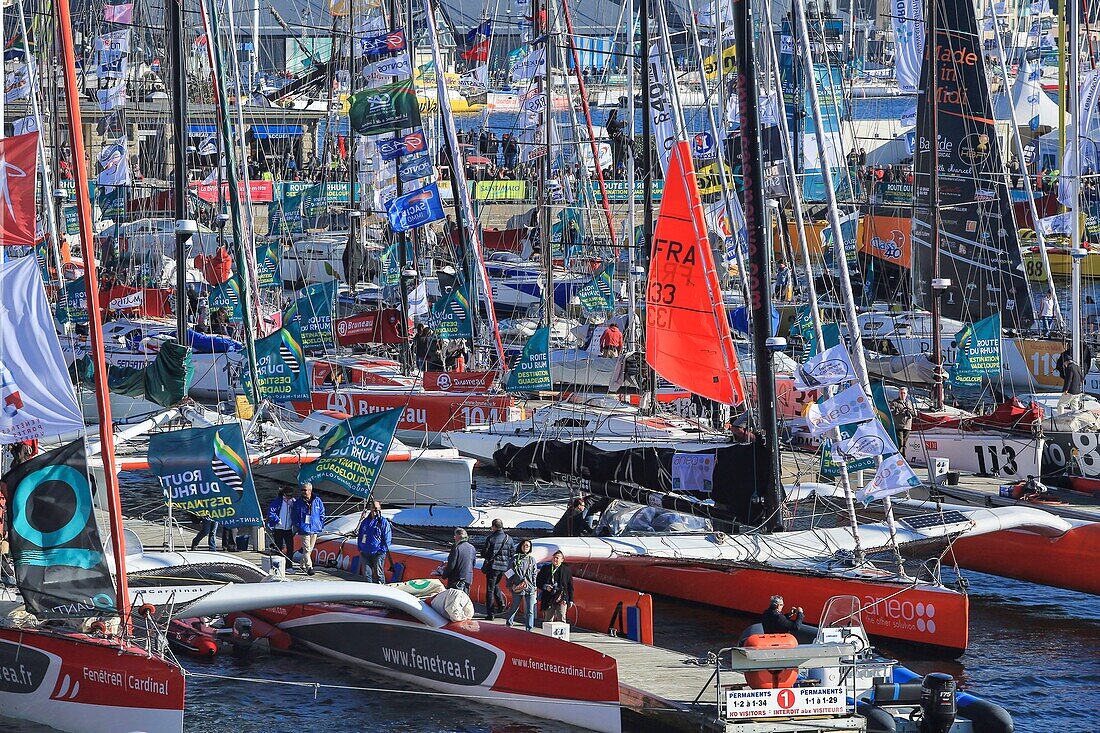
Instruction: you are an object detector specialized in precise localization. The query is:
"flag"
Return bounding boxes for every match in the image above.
[408,280,429,317]
[793,343,857,391]
[367,51,412,77]
[819,423,876,478]
[386,182,446,232]
[951,313,1002,387]
[857,454,923,504]
[505,325,552,391]
[97,110,124,136]
[1,439,118,618]
[377,129,427,161]
[892,0,925,93]
[804,383,875,436]
[398,153,434,184]
[94,29,132,53]
[103,2,134,23]
[5,60,34,103]
[832,419,899,462]
[459,65,489,94]
[0,256,84,440]
[96,82,127,110]
[432,282,472,338]
[870,381,898,444]
[0,133,40,247]
[196,135,218,156]
[466,20,492,45]
[348,78,421,135]
[379,243,401,287]
[821,210,860,270]
[297,410,403,498]
[1038,212,1073,236]
[289,280,337,352]
[576,263,615,315]
[255,242,280,289]
[97,50,128,79]
[360,29,407,58]
[12,116,37,136]
[97,136,131,186]
[510,47,545,81]
[149,424,263,528]
[207,276,242,321]
[56,277,89,324]
[647,43,678,175]
[241,319,310,402]
[462,39,491,62]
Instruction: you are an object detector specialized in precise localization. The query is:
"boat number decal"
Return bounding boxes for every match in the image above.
[972,445,1018,476]
[0,640,49,694]
[1045,433,1100,477]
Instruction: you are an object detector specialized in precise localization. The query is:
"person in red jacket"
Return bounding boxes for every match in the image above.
[599,323,623,357]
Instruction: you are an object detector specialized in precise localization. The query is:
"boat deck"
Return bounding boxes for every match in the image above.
[124,517,865,733]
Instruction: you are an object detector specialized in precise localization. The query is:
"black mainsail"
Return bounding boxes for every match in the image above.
[912,0,1034,329]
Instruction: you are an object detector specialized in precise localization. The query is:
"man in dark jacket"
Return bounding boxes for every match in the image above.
[266,486,297,566]
[761,595,804,634]
[356,500,392,583]
[889,387,918,458]
[552,497,588,537]
[481,519,515,620]
[293,482,325,576]
[535,550,574,622]
[1056,347,1086,413]
[442,528,476,592]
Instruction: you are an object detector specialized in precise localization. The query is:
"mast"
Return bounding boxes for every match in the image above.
[56,0,131,623]
[640,0,656,411]
[928,0,945,411]
[540,0,554,332]
[388,0,414,373]
[1070,0,1083,365]
[732,0,782,531]
[168,0,191,342]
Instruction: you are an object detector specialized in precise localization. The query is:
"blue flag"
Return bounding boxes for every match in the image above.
[149,424,262,528]
[386,183,446,233]
[378,129,428,161]
[55,277,89,324]
[298,410,403,498]
[360,28,406,58]
[398,153,434,183]
[951,313,1001,387]
[466,20,491,45]
[506,325,552,392]
[241,319,310,402]
[432,282,472,338]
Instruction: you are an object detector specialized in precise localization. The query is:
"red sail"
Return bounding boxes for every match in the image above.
[646,141,743,404]
[0,132,39,246]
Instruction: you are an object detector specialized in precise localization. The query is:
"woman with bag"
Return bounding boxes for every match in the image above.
[505,539,538,631]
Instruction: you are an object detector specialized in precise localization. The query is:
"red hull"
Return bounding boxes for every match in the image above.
[0,626,185,733]
[949,523,1100,596]
[569,559,969,653]
[295,389,521,437]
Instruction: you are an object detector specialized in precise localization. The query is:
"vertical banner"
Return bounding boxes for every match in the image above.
[576,263,615,316]
[891,0,925,92]
[505,325,552,392]
[0,132,40,246]
[149,424,262,527]
[951,313,1002,386]
[255,242,281,289]
[208,276,243,321]
[2,439,117,617]
[646,43,678,176]
[55,277,90,324]
[241,319,310,402]
[431,283,473,338]
[291,280,336,352]
[297,410,402,497]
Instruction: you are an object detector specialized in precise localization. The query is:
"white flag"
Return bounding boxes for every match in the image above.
[368,52,411,78]
[856,454,922,504]
[892,0,925,93]
[647,42,678,176]
[96,82,127,110]
[832,419,898,463]
[97,137,131,186]
[459,65,488,93]
[1038,212,1073,236]
[12,116,38,135]
[408,281,429,317]
[805,383,875,436]
[510,48,545,81]
[95,28,132,53]
[5,61,33,103]
[0,257,84,443]
[794,343,857,391]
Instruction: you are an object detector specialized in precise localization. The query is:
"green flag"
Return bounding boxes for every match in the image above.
[288,280,336,352]
[348,78,422,135]
[241,319,310,402]
[55,277,89,324]
[432,283,472,338]
[150,424,262,528]
[256,242,280,289]
[951,313,1001,387]
[506,325,553,392]
[380,243,401,287]
[576,263,614,316]
[297,410,403,498]
[870,381,898,444]
[208,276,243,321]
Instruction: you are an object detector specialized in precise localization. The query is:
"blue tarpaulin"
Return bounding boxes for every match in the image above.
[729,306,780,337]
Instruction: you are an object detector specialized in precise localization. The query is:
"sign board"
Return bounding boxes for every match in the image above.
[725,687,846,720]
[190,180,275,204]
[473,180,526,200]
[589,180,664,202]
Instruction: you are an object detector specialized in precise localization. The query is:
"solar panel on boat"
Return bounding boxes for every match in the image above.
[901,511,969,530]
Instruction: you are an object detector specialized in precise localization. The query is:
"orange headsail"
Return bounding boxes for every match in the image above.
[645,141,743,405]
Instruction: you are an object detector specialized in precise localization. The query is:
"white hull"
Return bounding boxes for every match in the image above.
[904,431,1043,481]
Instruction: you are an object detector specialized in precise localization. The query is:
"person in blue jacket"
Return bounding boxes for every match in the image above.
[266,486,297,567]
[356,500,392,583]
[294,482,325,576]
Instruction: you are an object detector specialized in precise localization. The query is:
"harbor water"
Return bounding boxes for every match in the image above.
[5,469,1097,732]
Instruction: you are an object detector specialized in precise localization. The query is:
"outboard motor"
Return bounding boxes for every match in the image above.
[920,673,957,733]
[227,616,255,656]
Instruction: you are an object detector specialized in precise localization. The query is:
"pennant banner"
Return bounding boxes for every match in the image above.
[255,242,280,289]
[360,29,407,58]
[951,313,1001,387]
[647,42,678,176]
[297,410,402,497]
[96,136,130,186]
[819,424,876,478]
[576,263,614,315]
[208,276,243,321]
[431,283,472,338]
[55,277,89,324]
[832,419,899,462]
[0,256,84,442]
[292,280,336,352]
[103,2,134,23]
[398,153,434,183]
[794,343,857,391]
[149,424,263,528]
[242,319,310,402]
[348,77,422,135]
[857,454,923,504]
[0,132,40,246]
[805,383,875,436]
[2,439,117,618]
[505,325,552,392]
